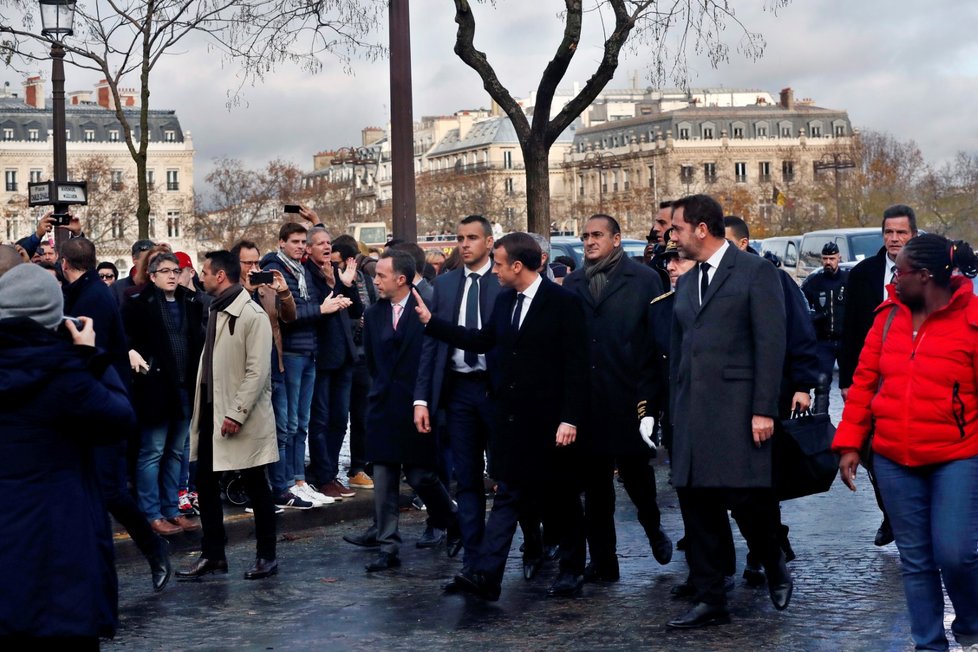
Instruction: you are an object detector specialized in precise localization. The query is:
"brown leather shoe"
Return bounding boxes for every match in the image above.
[150,518,182,536]
[320,479,356,501]
[168,515,202,532]
[330,478,356,498]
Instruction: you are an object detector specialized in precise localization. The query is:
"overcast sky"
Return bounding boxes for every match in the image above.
[15,0,978,196]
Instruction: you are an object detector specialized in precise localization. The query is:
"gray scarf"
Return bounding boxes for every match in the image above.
[584,245,624,300]
[277,251,309,300]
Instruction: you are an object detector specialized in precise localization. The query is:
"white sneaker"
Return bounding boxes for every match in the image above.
[293,483,334,506]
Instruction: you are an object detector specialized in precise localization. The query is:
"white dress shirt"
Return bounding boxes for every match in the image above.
[883,256,897,298]
[512,273,543,331]
[451,259,492,372]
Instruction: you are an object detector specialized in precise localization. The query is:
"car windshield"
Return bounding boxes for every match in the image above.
[849,233,883,261]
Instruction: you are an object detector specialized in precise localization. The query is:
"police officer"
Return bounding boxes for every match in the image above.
[800,242,848,401]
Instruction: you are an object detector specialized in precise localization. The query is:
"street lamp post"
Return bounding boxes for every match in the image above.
[813,152,855,228]
[38,0,76,249]
[330,147,378,223]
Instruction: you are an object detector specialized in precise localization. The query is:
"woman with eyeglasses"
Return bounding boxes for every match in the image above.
[833,233,978,652]
[97,261,119,286]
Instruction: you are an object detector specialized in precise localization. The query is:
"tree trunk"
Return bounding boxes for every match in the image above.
[523,138,551,237]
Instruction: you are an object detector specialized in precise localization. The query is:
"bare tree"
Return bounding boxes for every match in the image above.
[452,0,788,235]
[0,0,384,238]
[917,152,978,241]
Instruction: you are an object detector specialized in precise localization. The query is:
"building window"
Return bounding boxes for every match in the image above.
[648,165,655,187]
[4,170,17,192]
[166,170,179,191]
[756,124,768,138]
[782,160,795,183]
[703,127,714,140]
[759,161,771,183]
[780,125,792,138]
[65,129,71,141]
[111,170,124,191]
[810,125,822,137]
[110,214,124,239]
[109,130,119,142]
[84,129,95,142]
[5,219,12,240]
[166,211,180,238]
[733,126,744,139]
[148,215,156,238]
[504,177,515,195]
[759,202,774,223]
[578,175,585,198]
[503,151,513,169]
[504,207,515,222]
[834,124,846,137]
[29,169,43,183]
[704,163,717,183]
[734,162,747,183]
[147,170,155,190]
[680,165,694,183]
[679,127,690,140]
[2,128,12,140]
[164,130,176,142]
[27,128,38,141]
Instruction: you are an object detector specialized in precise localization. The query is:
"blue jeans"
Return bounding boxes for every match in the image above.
[267,365,291,495]
[308,365,354,485]
[137,396,190,521]
[282,352,316,484]
[874,453,978,650]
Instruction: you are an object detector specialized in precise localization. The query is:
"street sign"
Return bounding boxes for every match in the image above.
[27,180,87,207]
[28,181,50,206]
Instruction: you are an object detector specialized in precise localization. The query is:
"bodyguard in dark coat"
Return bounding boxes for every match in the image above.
[417,233,590,600]
[0,264,136,645]
[563,214,671,581]
[356,250,458,572]
[666,195,789,629]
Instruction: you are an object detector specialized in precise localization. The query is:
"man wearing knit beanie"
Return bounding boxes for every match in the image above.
[0,262,65,330]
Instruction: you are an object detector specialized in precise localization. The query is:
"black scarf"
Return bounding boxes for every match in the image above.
[201,284,244,405]
[584,245,624,300]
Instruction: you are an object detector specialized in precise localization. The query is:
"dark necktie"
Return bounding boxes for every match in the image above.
[511,292,525,332]
[888,264,896,285]
[464,272,480,367]
[699,262,711,306]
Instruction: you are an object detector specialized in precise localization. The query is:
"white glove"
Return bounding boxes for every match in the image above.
[639,416,656,448]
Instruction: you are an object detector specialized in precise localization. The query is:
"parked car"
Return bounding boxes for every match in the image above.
[796,227,883,281]
[757,236,802,275]
[550,235,647,270]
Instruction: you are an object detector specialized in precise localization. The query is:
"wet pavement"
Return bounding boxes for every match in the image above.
[105,384,956,651]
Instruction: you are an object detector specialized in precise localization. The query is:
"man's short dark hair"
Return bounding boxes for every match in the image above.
[60,237,97,272]
[388,242,425,277]
[723,215,750,242]
[586,214,622,236]
[658,200,673,210]
[554,254,576,272]
[673,194,725,238]
[205,250,241,283]
[333,234,361,253]
[494,232,542,271]
[278,222,306,242]
[230,240,259,259]
[332,242,358,261]
[882,204,918,233]
[380,249,417,283]
[460,214,492,237]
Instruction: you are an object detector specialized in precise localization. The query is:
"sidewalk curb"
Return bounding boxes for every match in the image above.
[113,492,375,563]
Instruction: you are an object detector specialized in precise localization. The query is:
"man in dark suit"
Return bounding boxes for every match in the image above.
[354,250,459,572]
[838,204,917,547]
[415,232,589,600]
[666,194,789,628]
[414,215,501,564]
[563,214,671,582]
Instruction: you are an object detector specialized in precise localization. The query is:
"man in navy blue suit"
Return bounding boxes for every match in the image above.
[415,233,590,600]
[413,215,501,565]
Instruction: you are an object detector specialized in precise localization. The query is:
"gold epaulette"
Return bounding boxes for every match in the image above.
[649,290,674,306]
[637,400,647,419]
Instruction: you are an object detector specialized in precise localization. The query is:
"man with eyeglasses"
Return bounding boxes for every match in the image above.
[122,251,205,536]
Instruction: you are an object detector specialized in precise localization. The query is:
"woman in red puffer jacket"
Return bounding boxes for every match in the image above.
[833,233,978,652]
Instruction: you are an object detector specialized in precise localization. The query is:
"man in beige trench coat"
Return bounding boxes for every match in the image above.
[177,250,281,581]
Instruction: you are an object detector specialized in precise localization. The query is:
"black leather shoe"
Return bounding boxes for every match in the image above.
[244,558,278,580]
[523,556,544,580]
[344,531,380,548]
[583,559,620,583]
[781,535,797,563]
[743,555,766,587]
[365,552,401,572]
[670,580,695,599]
[446,521,463,558]
[547,571,584,598]
[544,544,560,561]
[675,535,687,551]
[651,529,673,565]
[764,555,793,611]
[416,526,446,549]
[148,537,172,592]
[175,556,228,579]
[667,602,730,629]
[471,571,501,601]
[875,519,894,546]
[443,569,477,594]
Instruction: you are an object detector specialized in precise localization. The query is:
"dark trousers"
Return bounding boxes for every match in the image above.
[584,451,662,564]
[196,402,276,561]
[308,365,354,485]
[93,440,161,561]
[677,487,782,606]
[347,359,370,475]
[444,372,494,567]
[475,453,586,582]
[373,462,456,556]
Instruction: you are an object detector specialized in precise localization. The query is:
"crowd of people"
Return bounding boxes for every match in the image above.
[0,196,975,651]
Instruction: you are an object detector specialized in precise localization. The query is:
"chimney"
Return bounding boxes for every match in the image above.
[456,111,475,140]
[96,79,114,109]
[780,87,794,110]
[119,87,138,107]
[68,90,92,105]
[23,76,45,109]
[361,126,384,146]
